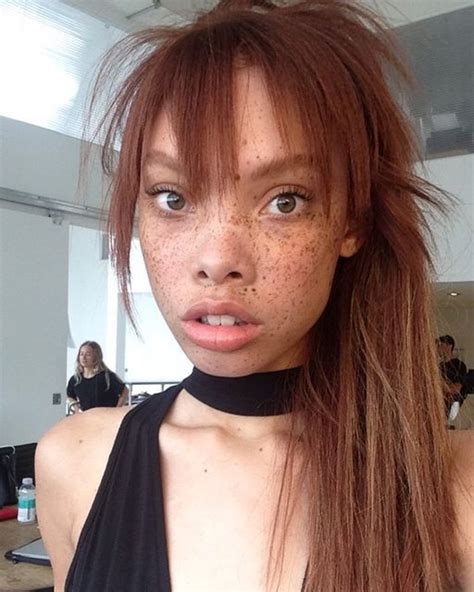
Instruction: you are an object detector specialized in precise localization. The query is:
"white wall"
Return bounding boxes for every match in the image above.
[0,208,68,445]
[124,240,193,383]
[67,226,109,378]
[125,293,192,384]
[0,116,106,209]
[420,154,474,283]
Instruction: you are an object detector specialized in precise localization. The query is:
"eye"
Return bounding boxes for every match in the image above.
[264,190,312,216]
[272,194,297,214]
[155,190,187,212]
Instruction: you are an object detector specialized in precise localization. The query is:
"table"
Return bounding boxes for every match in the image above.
[0,519,53,591]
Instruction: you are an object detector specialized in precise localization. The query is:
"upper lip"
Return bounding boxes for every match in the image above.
[182,300,260,324]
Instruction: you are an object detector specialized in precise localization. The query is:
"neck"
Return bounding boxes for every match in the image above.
[82,368,97,378]
[175,389,296,440]
[176,365,302,439]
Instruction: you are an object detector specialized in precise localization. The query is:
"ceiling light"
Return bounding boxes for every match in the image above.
[448,292,460,297]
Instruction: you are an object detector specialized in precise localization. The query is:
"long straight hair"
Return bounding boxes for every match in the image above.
[90,1,459,589]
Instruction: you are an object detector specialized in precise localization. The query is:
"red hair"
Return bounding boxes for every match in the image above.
[90,1,459,589]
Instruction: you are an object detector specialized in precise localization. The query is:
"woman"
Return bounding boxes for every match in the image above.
[66,341,129,411]
[36,1,474,590]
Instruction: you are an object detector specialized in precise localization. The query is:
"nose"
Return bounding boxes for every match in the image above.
[192,223,256,287]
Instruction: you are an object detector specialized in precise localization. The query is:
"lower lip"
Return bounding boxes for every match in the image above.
[181,320,261,352]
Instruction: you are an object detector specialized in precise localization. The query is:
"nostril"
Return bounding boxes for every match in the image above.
[197,271,209,279]
[229,271,242,279]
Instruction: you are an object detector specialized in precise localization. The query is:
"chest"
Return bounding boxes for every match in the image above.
[158,425,309,591]
[67,403,309,591]
[74,375,101,398]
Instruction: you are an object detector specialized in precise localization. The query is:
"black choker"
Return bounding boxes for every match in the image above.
[181,366,301,416]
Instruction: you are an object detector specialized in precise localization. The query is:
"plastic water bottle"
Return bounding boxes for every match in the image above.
[17,477,36,523]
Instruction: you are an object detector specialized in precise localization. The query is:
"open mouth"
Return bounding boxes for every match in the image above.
[199,315,248,327]
[181,301,261,351]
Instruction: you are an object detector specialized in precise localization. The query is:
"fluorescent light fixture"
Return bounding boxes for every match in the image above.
[448,291,460,297]
[431,112,460,132]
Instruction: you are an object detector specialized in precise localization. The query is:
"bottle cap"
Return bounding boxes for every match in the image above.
[22,477,33,485]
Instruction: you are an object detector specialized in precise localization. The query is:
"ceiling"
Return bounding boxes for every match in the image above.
[434,281,474,308]
[60,0,474,31]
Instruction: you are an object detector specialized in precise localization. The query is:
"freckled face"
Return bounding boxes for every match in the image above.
[138,68,359,376]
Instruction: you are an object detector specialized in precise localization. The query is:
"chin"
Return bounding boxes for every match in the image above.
[185,349,300,378]
[186,355,256,377]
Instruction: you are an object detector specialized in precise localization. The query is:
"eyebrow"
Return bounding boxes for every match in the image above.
[248,154,314,180]
[143,150,314,180]
[143,150,181,173]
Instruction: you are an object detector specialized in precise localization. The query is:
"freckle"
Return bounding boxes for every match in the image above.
[79,439,83,444]
[251,288,256,292]
[204,469,208,473]
[259,447,263,452]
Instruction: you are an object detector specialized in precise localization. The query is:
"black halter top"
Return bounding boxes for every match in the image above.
[65,368,306,591]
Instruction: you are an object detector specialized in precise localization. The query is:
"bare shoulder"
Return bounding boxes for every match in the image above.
[35,407,131,590]
[450,430,474,589]
[38,405,131,467]
[36,407,131,489]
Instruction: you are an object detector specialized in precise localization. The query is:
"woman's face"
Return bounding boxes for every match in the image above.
[79,346,95,370]
[138,68,359,376]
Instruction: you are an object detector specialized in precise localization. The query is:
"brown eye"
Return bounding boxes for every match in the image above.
[264,190,311,217]
[275,194,296,213]
[155,191,187,212]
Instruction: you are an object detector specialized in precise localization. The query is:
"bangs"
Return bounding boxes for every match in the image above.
[103,1,409,215]
[153,22,337,205]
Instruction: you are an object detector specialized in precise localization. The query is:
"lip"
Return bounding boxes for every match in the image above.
[181,299,262,352]
[182,300,260,324]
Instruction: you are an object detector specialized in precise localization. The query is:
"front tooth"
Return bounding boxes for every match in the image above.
[201,315,209,324]
[207,315,221,326]
[221,315,237,326]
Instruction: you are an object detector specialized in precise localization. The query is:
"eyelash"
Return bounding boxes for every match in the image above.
[145,184,177,197]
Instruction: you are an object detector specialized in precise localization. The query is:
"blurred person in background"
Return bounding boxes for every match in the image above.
[437,334,468,421]
[66,341,128,411]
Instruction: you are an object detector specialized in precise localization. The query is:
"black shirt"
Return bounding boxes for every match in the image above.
[65,385,179,591]
[440,358,468,411]
[67,370,125,411]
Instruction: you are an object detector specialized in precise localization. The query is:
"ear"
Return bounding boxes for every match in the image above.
[339,220,365,258]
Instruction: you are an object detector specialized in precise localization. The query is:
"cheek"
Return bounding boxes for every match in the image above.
[263,225,341,292]
[258,225,342,328]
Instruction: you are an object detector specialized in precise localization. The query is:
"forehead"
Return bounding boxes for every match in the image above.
[147,67,306,174]
[80,346,93,353]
